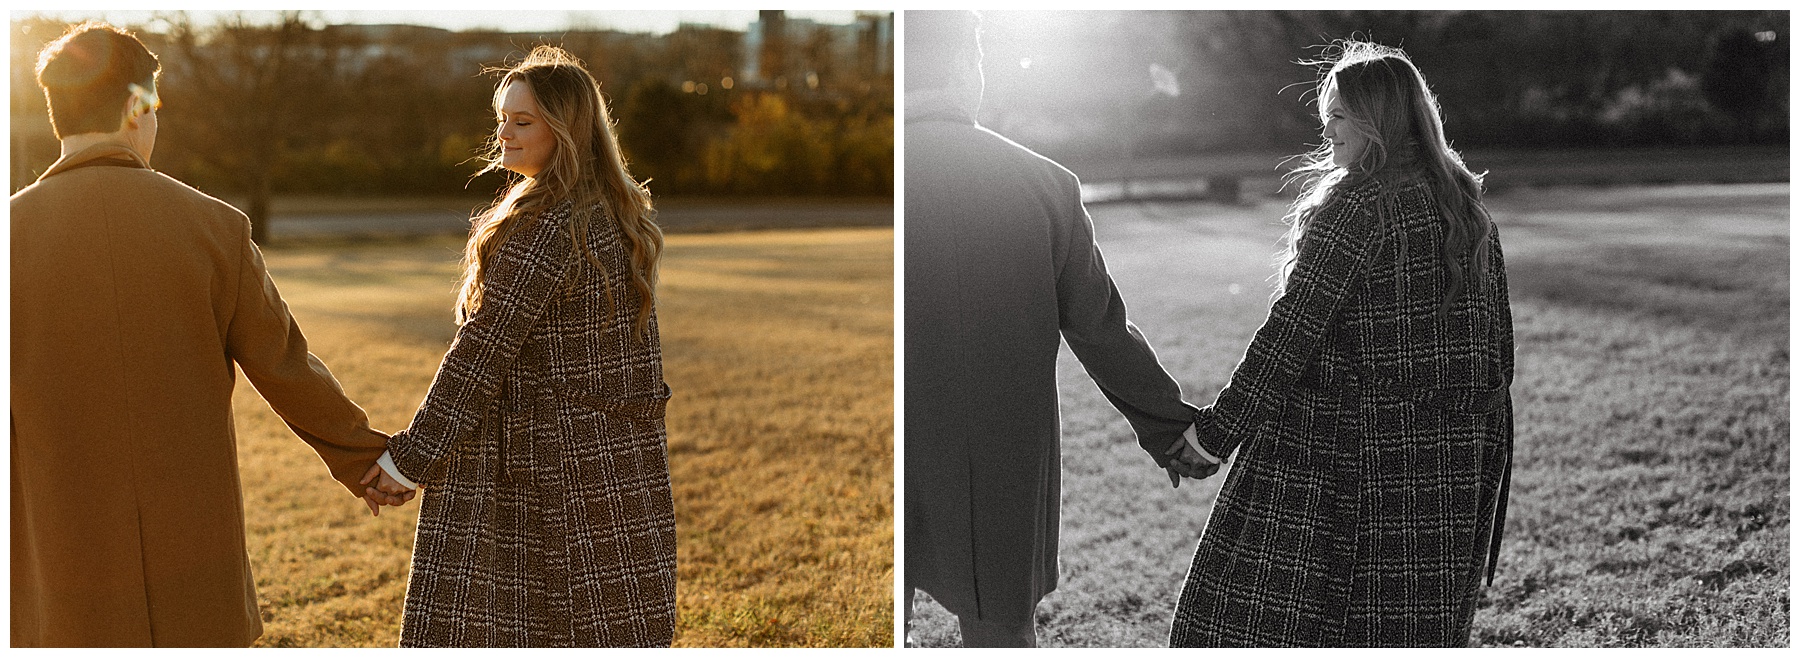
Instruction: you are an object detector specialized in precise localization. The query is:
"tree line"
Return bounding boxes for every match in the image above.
[973,10,1787,164]
[10,11,894,236]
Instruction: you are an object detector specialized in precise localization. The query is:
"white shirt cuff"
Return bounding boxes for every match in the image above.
[1184,427,1224,464]
[376,450,419,490]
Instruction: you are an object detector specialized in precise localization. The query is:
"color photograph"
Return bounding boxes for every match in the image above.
[11,9,892,647]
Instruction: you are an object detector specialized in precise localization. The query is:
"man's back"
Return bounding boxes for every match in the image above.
[904,105,1075,627]
[13,146,254,418]
[905,113,1078,456]
[11,144,384,647]
[904,99,1198,626]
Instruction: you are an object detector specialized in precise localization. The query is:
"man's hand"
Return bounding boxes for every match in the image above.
[359,463,417,517]
[1164,425,1221,488]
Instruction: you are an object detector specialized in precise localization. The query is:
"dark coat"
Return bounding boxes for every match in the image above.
[905,92,1199,626]
[10,144,390,647]
[1169,172,1514,647]
[387,202,675,647]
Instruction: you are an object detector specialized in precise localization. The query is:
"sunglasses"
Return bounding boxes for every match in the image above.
[127,82,161,115]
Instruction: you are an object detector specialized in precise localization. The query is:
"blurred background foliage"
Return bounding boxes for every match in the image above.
[10,11,894,213]
[970,10,1787,166]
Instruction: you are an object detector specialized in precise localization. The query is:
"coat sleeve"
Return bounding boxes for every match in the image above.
[1493,223,1518,583]
[387,205,576,485]
[1053,181,1200,469]
[225,221,389,497]
[1192,189,1382,459]
[1490,226,1515,383]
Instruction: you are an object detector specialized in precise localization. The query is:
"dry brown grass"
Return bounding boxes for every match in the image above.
[907,184,1787,647]
[232,227,893,647]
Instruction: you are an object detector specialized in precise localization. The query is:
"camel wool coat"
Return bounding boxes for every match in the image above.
[387,201,676,647]
[10,143,391,647]
[904,91,1199,626]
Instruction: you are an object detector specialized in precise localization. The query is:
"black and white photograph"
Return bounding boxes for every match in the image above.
[902,9,1786,648]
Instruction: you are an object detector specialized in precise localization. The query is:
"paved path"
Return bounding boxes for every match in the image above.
[1073,146,1791,203]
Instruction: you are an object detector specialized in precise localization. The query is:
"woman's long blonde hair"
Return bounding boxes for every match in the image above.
[1276,41,1491,314]
[456,45,662,340]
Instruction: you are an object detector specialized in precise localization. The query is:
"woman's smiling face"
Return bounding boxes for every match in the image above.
[1322,96,1368,169]
[496,80,554,178]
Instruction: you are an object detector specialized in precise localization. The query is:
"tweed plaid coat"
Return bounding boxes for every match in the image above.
[1169,171,1514,647]
[387,201,675,647]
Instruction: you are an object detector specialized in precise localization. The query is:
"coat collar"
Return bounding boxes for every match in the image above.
[906,88,979,126]
[37,142,149,184]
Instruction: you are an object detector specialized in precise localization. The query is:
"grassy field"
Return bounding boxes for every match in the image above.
[907,183,1789,647]
[230,227,893,647]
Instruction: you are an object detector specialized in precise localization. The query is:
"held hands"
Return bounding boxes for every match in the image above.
[359,463,418,516]
[1164,424,1221,488]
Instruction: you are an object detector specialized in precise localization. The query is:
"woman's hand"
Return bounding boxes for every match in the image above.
[1164,427,1221,488]
[358,463,418,516]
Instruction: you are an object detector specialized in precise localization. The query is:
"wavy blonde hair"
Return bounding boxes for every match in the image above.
[1276,41,1491,315]
[456,45,662,340]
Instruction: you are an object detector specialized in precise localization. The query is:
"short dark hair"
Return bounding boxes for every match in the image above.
[34,22,161,139]
[904,11,980,93]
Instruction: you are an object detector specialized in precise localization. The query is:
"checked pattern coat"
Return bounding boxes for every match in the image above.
[388,201,676,647]
[1170,171,1515,647]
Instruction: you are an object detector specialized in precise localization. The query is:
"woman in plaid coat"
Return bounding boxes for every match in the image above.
[369,47,675,646]
[1168,42,1514,647]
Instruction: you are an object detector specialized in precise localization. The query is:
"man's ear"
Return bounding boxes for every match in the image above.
[118,95,140,132]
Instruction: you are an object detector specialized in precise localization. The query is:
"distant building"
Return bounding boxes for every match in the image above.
[744,10,893,92]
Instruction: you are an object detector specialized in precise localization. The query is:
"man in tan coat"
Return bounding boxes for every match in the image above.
[10,23,409,647]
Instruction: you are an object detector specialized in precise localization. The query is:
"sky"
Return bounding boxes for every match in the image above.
[10,9,873,35]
